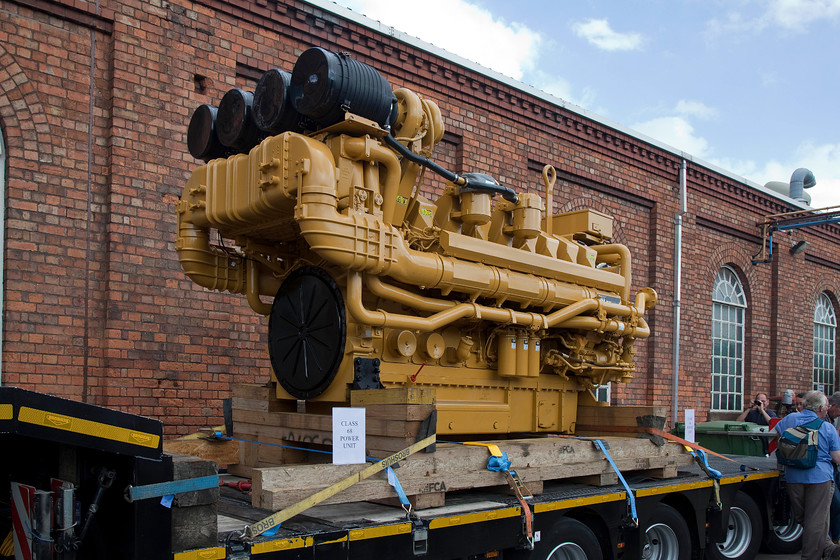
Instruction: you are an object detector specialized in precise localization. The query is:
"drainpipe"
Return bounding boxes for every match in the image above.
[672,160,687,425]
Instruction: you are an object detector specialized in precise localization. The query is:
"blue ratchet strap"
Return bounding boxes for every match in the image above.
[463,442,534,549]
[687,447,722,480]
[386,466,413,512]
[591,439,638,527]
[684,445,723,509]
[487,452,512,474]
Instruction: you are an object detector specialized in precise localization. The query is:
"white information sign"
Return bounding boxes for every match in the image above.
[684,408,696,443]
[332,407,366,465]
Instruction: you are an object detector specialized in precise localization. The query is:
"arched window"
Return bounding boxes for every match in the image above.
[711,266,746,411]
[813,293,836,394]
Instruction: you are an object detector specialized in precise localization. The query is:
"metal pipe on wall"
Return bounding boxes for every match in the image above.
[672,160,687,425]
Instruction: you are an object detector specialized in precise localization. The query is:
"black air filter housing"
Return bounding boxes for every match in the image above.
[290,47,396,129]
[187,104,226,162]
[253,69,302,134]
[216,88,263,152]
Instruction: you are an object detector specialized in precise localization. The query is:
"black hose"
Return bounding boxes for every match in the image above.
[383,135,518,203]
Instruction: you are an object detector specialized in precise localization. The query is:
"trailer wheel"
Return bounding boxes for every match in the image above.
[762,516,802,554]
[705,492,762,560]
[512,517,602,559]
[642,503,691,560]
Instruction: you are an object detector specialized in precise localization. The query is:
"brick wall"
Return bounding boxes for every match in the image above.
[0,0,837,434]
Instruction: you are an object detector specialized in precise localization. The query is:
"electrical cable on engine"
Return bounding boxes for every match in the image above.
[382,134,519,203]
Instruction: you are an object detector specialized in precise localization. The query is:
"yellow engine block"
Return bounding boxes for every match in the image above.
[177,47,656,434]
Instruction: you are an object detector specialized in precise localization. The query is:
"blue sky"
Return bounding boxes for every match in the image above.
[322,0,840,208]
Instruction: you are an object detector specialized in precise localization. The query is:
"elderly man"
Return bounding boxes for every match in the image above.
[775,390,840,559]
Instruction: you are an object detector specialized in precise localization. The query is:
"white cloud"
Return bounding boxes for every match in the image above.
[531,71,600,110]
[675,100,719,120]
[335,0,543,80]
[707,0,840,37]
[631,116,711,157]
[572,19,644,51]
[630,100,717,157]
[763,0,840,31]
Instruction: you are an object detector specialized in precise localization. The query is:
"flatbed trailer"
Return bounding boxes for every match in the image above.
[200,455,795,560]
[1,386,801,560]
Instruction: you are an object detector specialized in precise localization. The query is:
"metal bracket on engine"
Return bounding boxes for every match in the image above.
[352,357,384,390]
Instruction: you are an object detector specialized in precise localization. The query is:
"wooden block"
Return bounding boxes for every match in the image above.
[232,383,297,412]
[351,388,436,405]
[369,492,445,509]
[518,480,543,496]
[365,404,436,422]
[232,383,273,401]
[638,465,679,479]
[226,464,254,478]
[576,473,619,486]
[168,453,219,552]
[233,408,430,438]
[172,503,217,552]
[169,453,219,507]
[163,439,239,466]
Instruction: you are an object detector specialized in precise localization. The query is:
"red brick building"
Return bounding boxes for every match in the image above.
[1,0,837,435]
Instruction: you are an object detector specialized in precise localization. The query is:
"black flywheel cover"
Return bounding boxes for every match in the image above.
[268,266,347,399]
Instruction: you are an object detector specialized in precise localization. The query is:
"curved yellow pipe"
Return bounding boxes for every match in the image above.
[351,272,654,339]
[592,244,632,303]
[175,211,246,294]
[246,259,274,316]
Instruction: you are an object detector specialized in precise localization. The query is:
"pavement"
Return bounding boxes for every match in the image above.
[756,555,798,559]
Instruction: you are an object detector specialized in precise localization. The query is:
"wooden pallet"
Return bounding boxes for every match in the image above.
[251,434,694,510]
[227,384,436,478]
[226,384,691,510]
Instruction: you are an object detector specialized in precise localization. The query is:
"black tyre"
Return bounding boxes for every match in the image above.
[642,503,691,560]
[761,515,802,555]
[705,492,762,560]
[268,266,346,399]
[509,517,602,559]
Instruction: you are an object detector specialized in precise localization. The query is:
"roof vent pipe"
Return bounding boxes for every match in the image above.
[789,168,816,204]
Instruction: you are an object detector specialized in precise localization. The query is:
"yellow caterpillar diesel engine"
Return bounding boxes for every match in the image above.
[177,48,656,435]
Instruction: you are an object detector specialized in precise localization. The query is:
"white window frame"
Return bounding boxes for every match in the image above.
[594,383,611,403]
[813,292,836,394]
[711,266,746,412]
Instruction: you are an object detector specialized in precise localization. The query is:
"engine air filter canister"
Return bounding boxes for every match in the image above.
[253,69,301,134]
[290,47,397,129]
[216,88,262,152]
[187,104,226,162]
